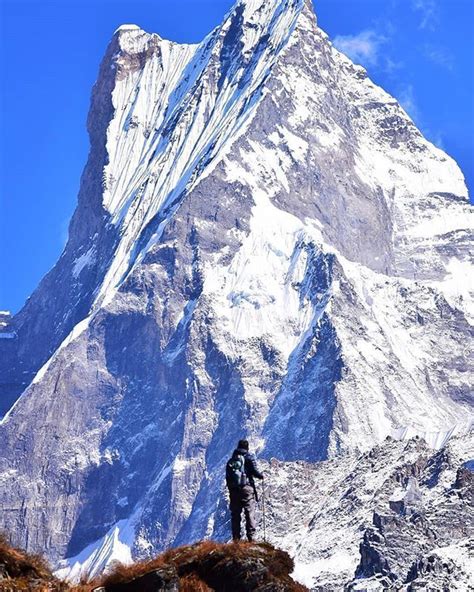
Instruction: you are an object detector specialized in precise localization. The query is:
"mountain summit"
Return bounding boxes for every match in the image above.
[0,0,472,588]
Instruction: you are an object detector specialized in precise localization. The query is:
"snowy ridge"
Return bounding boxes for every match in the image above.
[55,519,135,582]
[95,0,306,309]
[392,421,474,450]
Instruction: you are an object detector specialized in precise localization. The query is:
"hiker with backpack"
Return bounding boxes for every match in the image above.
[226,439,264,542]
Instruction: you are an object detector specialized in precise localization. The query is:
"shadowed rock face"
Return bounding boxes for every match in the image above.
[0,35,120,417]
[0,0,472,585]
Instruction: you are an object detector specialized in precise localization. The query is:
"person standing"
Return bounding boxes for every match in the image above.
[226,439,264,542]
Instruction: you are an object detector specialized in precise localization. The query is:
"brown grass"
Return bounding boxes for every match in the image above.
[180,573,213,592]
[0,535,308,591]
[0,534,68,592]
[91,540,307,591]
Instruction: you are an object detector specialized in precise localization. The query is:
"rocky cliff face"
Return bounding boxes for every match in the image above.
[249,433,474,591]
[0,0,472,588]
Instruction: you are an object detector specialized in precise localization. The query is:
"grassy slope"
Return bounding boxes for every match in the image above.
[0,536,307,592]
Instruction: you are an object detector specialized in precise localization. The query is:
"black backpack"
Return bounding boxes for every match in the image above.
[226,451,247,488]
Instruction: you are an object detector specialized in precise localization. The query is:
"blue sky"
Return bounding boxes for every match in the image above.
[0,0,472,313]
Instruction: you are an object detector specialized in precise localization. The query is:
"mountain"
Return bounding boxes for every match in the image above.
[0,0,472,588]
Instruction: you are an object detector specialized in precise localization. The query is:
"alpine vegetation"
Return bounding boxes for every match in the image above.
[0,0,472,590]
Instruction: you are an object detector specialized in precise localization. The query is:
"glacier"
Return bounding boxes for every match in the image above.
[0,0,473,589]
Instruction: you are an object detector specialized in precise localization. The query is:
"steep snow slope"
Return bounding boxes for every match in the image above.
[90,0,307,311]
[0,0,472,584]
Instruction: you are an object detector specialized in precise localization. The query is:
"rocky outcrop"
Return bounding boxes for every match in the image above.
[346,436,474,591]
[0,539,306,592]
[405,554,456,591]
[91,541,307,592]
[454,464,474,491]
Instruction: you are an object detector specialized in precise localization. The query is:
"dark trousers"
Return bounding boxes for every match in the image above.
[229,484,256,541]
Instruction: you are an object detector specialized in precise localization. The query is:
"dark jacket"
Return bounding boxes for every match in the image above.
[228,447,264,489]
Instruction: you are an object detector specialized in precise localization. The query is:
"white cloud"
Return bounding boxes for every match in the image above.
[384,57,404,75]
[431,132,445,150]
[332,30,387,67]
[397,84,420,122]
[422,127,446,150]
[396,88,445,151]
[424,45,454,70]
[412,0,438,30]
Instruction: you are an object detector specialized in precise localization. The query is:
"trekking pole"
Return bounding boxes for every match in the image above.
[262,476,267,543]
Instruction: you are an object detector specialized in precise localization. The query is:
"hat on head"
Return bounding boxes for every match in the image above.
[238,439,249,450]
